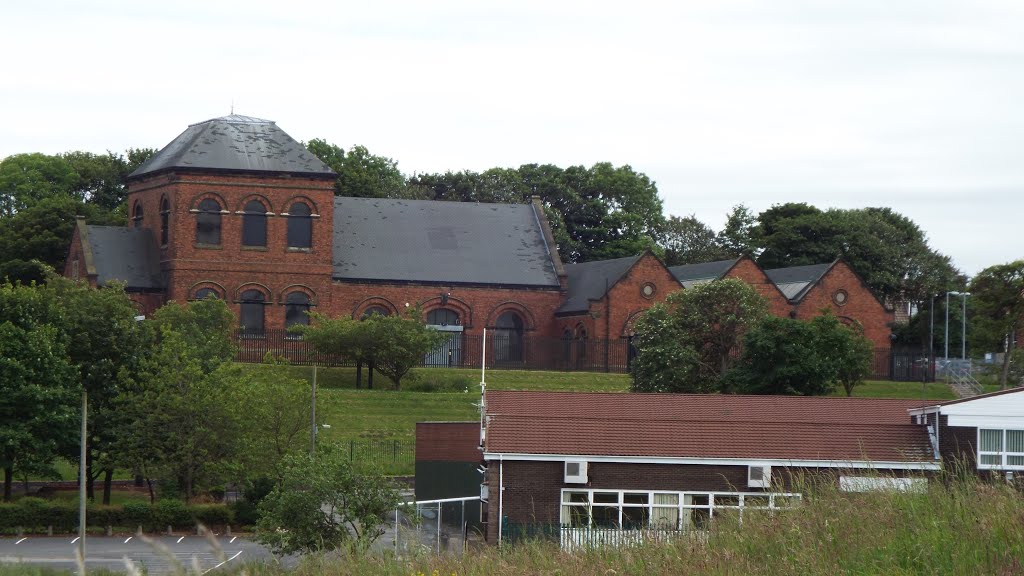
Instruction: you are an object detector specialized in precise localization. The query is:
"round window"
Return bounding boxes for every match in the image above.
[833,290,849,306]
[641,283,656,299]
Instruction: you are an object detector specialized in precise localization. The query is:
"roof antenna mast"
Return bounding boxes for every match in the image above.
[230,100,234,115]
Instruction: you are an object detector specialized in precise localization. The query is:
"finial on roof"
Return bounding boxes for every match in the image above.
[230,100,234,115]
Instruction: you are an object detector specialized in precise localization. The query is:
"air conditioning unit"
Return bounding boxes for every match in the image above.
[748,465,772,488]
[565,460,588,484]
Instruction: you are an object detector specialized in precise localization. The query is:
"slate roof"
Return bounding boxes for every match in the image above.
[668,259,738,289]
[129,115,335,179]
[485,391,935,464]
[557,254,644,314]
[84,225,164,290]
[764,262,833,301]
[332,197,560,287]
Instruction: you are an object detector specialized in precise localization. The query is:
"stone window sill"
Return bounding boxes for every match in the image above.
[241,245,268,252]
[194,243,223,250]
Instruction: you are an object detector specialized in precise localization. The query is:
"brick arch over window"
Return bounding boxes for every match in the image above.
[351,297,400,320]
[279,195,321,216]
[485,302,537,331]
[277,284,318,306]
[234,194,274,214]
[188,281,227,301]
[189,192,229,211]
[622,309,647,337]
[233,282,272,302]
[420,295,472,327]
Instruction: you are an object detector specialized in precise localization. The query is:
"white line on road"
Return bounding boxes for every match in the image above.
[229,536,237,543]
[15,538,27,544]
[124,536,132,544]
[71,537,80,544]
[177,536,185,544]
[202,550,242,574]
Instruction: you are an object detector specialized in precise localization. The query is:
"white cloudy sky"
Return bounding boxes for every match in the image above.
[2,0,1022,275]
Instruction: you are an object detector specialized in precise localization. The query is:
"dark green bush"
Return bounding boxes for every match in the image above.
[0,498,234,533]
[192,504,233,528]
[152,499,192,529]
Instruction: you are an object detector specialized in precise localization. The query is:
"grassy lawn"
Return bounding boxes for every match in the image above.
[831,380,958,400]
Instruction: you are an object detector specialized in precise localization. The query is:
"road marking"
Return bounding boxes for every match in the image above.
[71,537,80,544]
[229,536,237,543]
[124,536,132,544]
[15,538,27,544]
[202,550,242,574]
[177,536,185,543]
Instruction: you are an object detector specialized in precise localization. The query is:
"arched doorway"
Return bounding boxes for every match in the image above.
[426,307,463,367]
[494,311,524,363]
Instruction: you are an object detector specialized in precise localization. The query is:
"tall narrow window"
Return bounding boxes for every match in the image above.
[159,196,170,246]
[239,290,265,335]
[132,202,144,228]
[285,292,311,329]
[287,202,312,249]
[495,311,524,362]
[242,200,267,247]
[196,199,222,245]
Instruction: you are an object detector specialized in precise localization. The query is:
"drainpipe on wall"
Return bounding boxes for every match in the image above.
[498,454,504,546]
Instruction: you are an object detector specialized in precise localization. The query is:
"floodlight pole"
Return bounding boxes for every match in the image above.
[311,365,318,457]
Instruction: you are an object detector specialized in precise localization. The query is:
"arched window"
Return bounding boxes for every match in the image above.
[575,325,588,365]
[239,289,265,335]
[285,292,312,329]
[361,306,390,319]
[494,311,524,362]
[194,287,219,300]
[427,308,459,326]
[196,198,222,245]
[287,202,312,249]
[132,202,144,228]
[159,196,170,246]
[242,200,267,247]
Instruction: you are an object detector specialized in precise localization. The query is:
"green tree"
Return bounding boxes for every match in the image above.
[969,261,1024,388]
[0,153,78,217]
[0,281,77,500]
[661,214,731,266]
[718,204,759,256]
[631,278,769,393]
[150,298,236,373]
[0,195,123,279]
[729,312,873,396]
[305,139,406,198]
[48,275,151,504]
[60,149,156,211]
[753,203,962,310]
[254,443,401,555]
[300,310,447,390]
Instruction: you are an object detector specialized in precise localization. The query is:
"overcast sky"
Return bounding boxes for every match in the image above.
[3,0,1022,276]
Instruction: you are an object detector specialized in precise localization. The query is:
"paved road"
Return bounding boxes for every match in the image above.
[0,535,274,575]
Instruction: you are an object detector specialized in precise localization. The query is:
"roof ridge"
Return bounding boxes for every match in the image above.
[489,413,922,426]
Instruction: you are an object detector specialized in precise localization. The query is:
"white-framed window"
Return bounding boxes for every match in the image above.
[978,429,1024,469]
[559,489,800,531]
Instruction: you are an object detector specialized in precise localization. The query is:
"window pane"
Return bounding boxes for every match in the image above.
[621,504,649,529]
[427,308,459,326]
[242,200,267,247]
[561,504,589,527]
[287,202,312,248]
[1007,430,1024,453]
[651,506,678,530]
[563,491,588,504]
[240,290,265,334]
[714,495,740,508]
[980,454,1001,466]
[980,429,1003,452]
[593,492,618,504]
[361,306,390,319]
[194,288,218,300]
[196,199,222,245]
[592,505,618,528]
[1008,455,1024,467]
[687,494,710,507]
[623,493,648,506]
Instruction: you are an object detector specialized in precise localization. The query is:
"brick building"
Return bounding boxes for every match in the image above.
[64,114,894,365]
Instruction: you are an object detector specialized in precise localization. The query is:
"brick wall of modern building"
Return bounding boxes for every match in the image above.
[484,459,927,542]
[416,422,483,463]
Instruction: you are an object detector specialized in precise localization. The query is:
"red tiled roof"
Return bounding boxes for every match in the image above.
[485,391,935,463]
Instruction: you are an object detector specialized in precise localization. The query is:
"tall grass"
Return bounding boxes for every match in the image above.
[265,474,1023,576]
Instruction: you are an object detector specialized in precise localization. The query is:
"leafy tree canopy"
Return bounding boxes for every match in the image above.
[305,139,406,199]
[631,278,769,393]
[969,260,1024,388]
[255,443,401,555]
[661,214,732,266]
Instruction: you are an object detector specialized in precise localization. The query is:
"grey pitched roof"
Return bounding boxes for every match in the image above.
[85,225,164,290]
[668,259,738,289]
[764,262,833,301]
[332,197,560,287]
[557,254,643,314]
[129,115,335,179]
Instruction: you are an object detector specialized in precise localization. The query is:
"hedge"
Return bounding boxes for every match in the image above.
[0,498,234,533]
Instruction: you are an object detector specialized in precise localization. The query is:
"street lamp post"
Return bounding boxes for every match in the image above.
[944,291,970,370]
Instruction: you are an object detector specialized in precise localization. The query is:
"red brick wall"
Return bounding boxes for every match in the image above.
[416,422,482,462]
[722,257,792,317]
[792,262,894,348]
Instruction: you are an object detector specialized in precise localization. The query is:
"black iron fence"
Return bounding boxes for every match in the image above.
[347,439,414,471]
[235,330,922,381]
